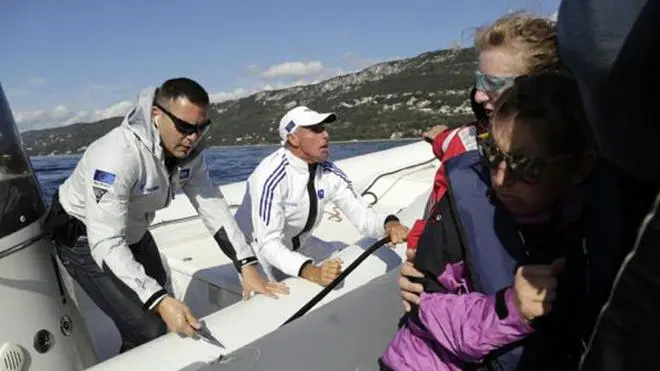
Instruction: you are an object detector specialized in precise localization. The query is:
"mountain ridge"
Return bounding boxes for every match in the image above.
[21,46,478,156]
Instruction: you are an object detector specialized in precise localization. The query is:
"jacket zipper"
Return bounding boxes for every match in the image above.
[164,171,174,207]
[292,163,319,250]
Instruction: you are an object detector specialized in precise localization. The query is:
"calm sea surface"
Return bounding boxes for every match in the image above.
[31,139,415,203]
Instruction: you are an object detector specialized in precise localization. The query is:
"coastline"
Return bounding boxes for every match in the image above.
[208,137,419,149]
[29,137,421,158]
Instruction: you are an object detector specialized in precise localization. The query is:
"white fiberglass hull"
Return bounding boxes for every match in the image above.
[82,140,437,371]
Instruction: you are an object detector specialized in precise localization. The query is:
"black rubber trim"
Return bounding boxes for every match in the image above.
[144,289,168,310]
[495,287,509,320]
[283,237,390,326]
[238,257,258,269]
[213,227,242,271]
[50,252,67,305]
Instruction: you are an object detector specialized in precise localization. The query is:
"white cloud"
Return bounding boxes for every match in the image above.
[210,77,333,104]
[15,82,313,131]
[209,87,251,103]
[94,101,133,119]
[15,100,132,132]
[211,60,348,103]
[548,11,558,21]
[260,61,325,78]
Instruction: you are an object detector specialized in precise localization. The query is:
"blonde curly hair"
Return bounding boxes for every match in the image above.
[474,12,560,74]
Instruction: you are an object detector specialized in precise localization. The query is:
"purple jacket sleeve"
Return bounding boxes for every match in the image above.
[418,287,534,363]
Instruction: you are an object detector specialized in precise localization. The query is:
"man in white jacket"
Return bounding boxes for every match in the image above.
[47,78,287,353]
[235,106,409,287]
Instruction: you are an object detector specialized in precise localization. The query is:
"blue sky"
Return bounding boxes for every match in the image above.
[2,0,559,131]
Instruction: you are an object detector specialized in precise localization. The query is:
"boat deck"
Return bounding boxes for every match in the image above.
[62,141,438,369]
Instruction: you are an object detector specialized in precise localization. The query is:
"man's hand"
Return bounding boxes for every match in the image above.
[385,221,409,245]
[241,264,289,300]
[300,258,343,286]
[513,258,566,323]
[400,248,424,312]
[422,124,449,143]
[155,296,200,337]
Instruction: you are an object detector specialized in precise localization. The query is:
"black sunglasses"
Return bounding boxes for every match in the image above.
[477,132,572,184]
[154,102,211,136]
[302,123,327,134]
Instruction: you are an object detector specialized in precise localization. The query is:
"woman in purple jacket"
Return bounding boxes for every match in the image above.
[380,73,621,370]
[401,10,561,313]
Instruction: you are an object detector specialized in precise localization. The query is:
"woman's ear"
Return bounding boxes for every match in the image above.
[571,151,598,186]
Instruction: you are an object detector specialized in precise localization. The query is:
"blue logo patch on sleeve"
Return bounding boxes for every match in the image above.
[93,170,116,187]
[317,189,325,199]
[179,168,190,180]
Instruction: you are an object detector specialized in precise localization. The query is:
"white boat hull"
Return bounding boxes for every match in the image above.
[79,140,437,370]
[0,81,98,371]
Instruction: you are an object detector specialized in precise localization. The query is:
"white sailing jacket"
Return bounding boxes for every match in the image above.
[234,147,392,279]
[57,87,256,308]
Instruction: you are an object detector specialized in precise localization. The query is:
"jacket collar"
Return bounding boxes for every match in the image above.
[283,147,316,173]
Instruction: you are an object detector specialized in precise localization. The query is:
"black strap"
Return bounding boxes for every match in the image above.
[292,163,318,251]
[46,192,87,247]
[164,155,178,175]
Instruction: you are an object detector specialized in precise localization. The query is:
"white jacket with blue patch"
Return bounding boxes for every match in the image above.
[234,147,391,280]
[57,87,256,309]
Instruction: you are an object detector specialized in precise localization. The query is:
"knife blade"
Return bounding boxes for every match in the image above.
[196,323,224,348]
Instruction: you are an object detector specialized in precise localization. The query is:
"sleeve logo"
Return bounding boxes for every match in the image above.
[92,169,116,203]
[93,169,116,187]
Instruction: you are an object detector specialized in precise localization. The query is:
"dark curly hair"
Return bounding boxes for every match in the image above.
[492,72,596,158]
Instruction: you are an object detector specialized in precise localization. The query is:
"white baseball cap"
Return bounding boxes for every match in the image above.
[278,106,337,145]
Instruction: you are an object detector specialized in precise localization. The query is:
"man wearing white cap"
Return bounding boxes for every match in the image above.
[234,106,409,286]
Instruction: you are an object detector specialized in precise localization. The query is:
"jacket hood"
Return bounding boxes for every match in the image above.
[120,87,207,163]
[121,87,162,158]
